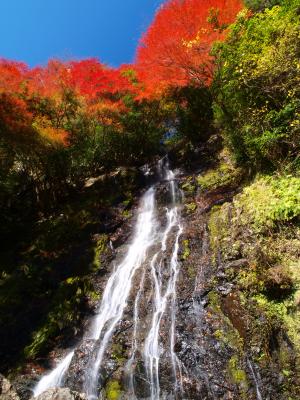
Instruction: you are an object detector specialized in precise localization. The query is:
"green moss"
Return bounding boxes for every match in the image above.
[185,202,197,213]
[208,290,221,313]
[207,171,300,393]
[182,239,191,260]
[214,324,244,351]
[253,291,300,352]
[122,196,132,208]
[197,154,242,191]
[111,342,126,364]
[24,277,91,359]
[208,202,236,263]
[181,177,196,194]
[185,263,196,279]
[182,239,195,278]
[237,268,265,292]
[106,380,122,400]
[121,209,132,219]
[208,291,245,365]
[209,174,300,270]
[228,355,248,389]
[92,234,108,271]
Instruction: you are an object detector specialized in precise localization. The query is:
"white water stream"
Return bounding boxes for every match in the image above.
[33,160,183,399]
[33,351,74,397]
[247,359,263,400]
[143,208,183,400]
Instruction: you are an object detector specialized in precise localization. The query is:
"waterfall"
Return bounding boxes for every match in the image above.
[33,351,74,397]
[143,208,183,400]
[125,267,146,399]
[247,359,263,400]
[84,187,156,399]
[33,158,183,399]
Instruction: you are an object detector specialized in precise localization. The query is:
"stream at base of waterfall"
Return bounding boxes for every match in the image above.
[33,158,184,400]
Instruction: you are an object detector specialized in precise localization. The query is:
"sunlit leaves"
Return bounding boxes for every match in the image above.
[136,0,243,97]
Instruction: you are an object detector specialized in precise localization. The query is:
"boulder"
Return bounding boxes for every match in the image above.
[0,375,20,400]
[30,388,86,400]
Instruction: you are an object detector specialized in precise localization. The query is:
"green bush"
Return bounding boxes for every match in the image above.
[234,175,300,231]
[213,0,300,171]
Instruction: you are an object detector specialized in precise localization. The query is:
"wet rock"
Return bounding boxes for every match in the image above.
[221,292,249,339]
[0,375,20,400]
[11,375,38,400]
[217,283,234,296]
[64,340,97,392]
[30,387,86,400]
[14,162,292,400]
[224,259,249,269]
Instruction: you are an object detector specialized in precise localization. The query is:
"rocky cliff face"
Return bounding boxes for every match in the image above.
[4,154,300,400]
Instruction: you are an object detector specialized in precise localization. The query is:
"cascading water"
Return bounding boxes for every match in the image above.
[33,158,183,399]
[125,267,146,399]
[83,187,156,399]
[33,351,74,397]
[247,359,263,400]
[143,207,183,400]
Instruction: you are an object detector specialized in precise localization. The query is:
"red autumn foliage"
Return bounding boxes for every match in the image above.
[28,59,71,98]
[70,59,136,101]
[0,59,28,94]
[136,0,243,96]
[0,0,245,147]
[26,58,137,107]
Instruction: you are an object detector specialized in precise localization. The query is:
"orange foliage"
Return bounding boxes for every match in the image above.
[37,126,68,145]
[0,93,33,142]
[26,58,137,110]
[136,0,243,96]
[87,100,128,130]
[32,116,69,145]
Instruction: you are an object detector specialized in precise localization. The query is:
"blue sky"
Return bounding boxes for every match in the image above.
[0,0,164,67]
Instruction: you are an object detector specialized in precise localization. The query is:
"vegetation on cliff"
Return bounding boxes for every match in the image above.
[213,0,300,170]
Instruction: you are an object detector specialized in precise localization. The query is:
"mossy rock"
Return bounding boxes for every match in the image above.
[181,176,196,195]
[105,380,122,400]
[185,202,197,213]
[181,239,191,260]
[228,355,248,392]
[111,342,126,364]
[23,277,91,359]
[197,150,243,192]
[206,171,300,395]
[92,234,109,271]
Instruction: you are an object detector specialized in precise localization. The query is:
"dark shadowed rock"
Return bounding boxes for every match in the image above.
[11,375,38,400]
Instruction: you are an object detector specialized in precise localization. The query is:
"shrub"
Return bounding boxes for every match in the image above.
[235,175,300,231]
[213,0,300,171]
